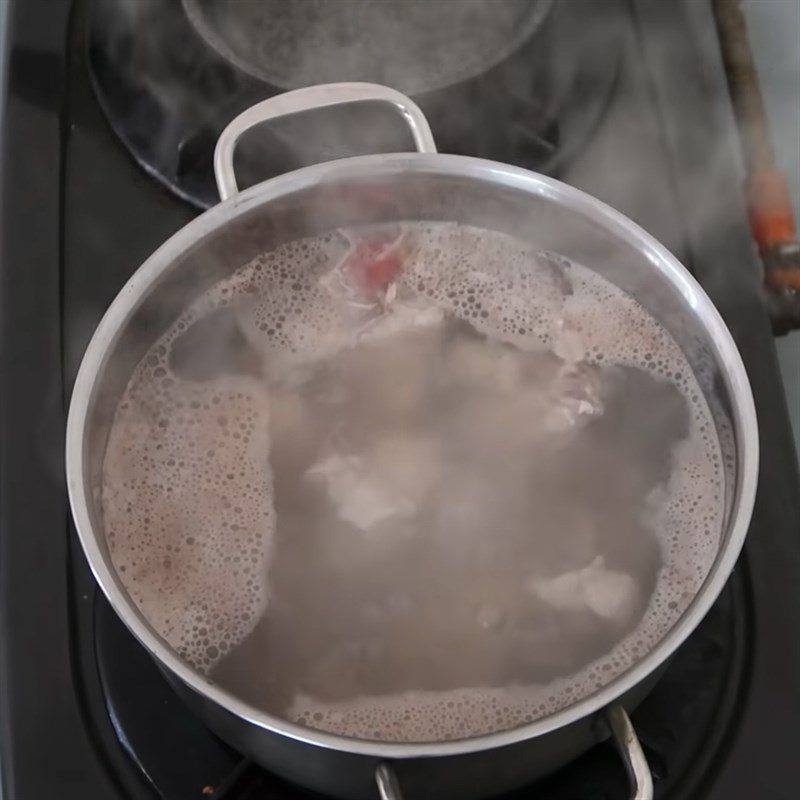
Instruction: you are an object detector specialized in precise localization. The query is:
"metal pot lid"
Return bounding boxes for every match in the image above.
[182,0,554,95]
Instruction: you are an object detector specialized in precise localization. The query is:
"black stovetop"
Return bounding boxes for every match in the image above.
[1,1,799,799]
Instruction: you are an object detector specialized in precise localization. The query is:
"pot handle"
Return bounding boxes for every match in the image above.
[606,704,654,800]
[375,762,404,800]
[373,705,652,800]
[213,82,438,201]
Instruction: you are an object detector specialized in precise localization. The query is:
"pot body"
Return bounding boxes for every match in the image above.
[165,664,663,799]
[67,153,757,799]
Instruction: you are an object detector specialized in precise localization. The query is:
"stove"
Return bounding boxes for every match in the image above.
[1,1,799,798]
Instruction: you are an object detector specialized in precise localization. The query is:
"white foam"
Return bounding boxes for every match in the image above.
[102,345,275,671]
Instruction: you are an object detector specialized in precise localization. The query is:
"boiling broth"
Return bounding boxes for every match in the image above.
[102,222,724,742]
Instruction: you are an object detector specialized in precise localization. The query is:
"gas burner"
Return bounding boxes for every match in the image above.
[87,0,620,209]
[96,573,747,799]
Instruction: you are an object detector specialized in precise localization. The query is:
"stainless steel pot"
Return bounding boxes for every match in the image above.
[66,84,758,800]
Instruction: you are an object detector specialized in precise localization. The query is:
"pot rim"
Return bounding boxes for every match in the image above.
[65,152,758,759]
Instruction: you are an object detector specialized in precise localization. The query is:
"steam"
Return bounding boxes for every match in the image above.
[82,0,776,744]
